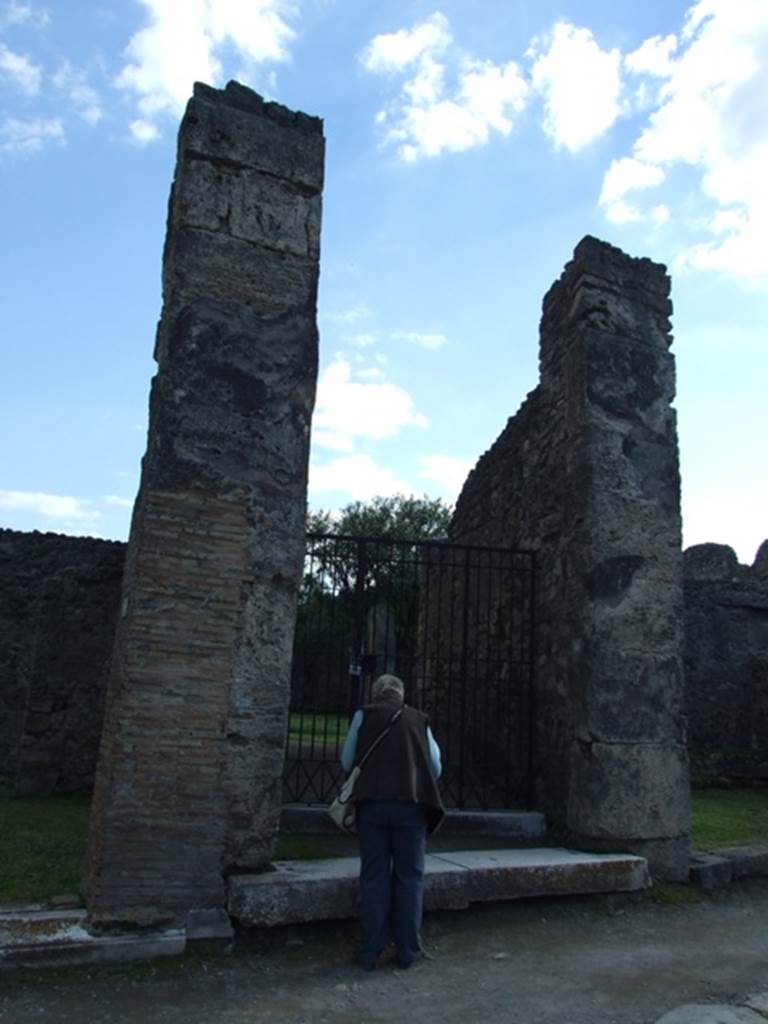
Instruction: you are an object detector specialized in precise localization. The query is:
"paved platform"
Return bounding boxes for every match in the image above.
[0,907,185,971]
[280,804,547,837]
[228,846,650,927]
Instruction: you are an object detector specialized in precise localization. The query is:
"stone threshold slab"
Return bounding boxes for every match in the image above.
[280,804,546,838]
[0,908,185,971]
[228,847,650,928]
[690,843,768,890]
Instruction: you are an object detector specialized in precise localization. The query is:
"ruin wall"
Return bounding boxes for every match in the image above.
[0,529,124,795]
[684,541,768,782]
[451,236,689,880]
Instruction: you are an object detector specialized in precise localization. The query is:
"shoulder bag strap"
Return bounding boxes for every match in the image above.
[356,706,404,770]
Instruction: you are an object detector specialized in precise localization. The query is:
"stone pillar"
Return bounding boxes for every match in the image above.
[545,237,689,879]
[85,81,323,923]
[451,237,690,879]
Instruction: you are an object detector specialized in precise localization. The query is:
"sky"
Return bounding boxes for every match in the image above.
[0,0,766,565]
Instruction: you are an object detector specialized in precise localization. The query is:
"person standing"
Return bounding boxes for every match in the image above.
[340,673,444,970]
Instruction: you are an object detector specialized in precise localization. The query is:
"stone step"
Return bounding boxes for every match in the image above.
[0,909,185,971]
[280,804,547,838]
[228,847,650,928]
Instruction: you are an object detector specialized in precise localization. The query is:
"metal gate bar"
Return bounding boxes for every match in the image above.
[282,534,535,809]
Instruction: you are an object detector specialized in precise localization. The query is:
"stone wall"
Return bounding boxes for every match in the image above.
[684,541,768,782]
[0,529,124,795]
[451,236,689,880]
[85,81,323,924]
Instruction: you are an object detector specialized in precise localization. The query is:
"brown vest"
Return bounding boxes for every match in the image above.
[353,697,444,833]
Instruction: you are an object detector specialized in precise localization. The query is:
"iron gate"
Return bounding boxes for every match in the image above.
[282,534,535,809]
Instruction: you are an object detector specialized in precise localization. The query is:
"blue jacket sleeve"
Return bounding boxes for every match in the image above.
[340,709,364,773]
[427,726,442,779]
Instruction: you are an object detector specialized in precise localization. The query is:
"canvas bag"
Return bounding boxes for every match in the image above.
[328,707,403,834]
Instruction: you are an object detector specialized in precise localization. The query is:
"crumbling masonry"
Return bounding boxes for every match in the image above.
[84,82,324,923]
[451,238,690,880]
[4,83,766,903]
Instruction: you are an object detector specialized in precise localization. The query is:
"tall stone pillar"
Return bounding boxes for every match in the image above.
[541,237,689,878]
[451,237,690,879]
[86,81,323,923]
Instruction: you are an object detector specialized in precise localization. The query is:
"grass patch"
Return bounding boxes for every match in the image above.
[2,783,767,905]
[288,712,348,745]
[691,787,768,849]
[0,785,91,902]
[645,883,704,907]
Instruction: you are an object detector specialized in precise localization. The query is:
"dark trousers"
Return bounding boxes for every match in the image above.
[356,799,427,966]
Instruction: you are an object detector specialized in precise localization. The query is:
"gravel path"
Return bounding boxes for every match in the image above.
[2,881,768,1024]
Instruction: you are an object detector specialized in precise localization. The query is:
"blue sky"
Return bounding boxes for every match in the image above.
[1,0,766,564]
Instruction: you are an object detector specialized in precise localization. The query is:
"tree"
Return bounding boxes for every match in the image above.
[307,494,452,542]
[294,496,454,712]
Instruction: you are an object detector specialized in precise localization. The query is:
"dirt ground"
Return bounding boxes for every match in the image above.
[2,881,768,1024]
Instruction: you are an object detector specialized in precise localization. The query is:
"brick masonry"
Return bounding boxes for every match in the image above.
[0,529,124,796]
[84,82,324,924]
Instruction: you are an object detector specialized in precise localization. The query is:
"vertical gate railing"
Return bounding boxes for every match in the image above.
[282,534,535,810]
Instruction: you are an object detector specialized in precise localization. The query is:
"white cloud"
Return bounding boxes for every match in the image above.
[651,204,671,224]
[0,42,41,93]
[361,12,529,162]
[312,358,427,451]
[129,118,160,144]
[2,2,50,28]
[392,330,447,351]
[356,367,385,380]
[528,20,623,152]
[311,430,354,453]
[601,0,768,286]
[599,156,666,223]
[344,331,377,348]
[0,489,100,520]
[116,0,298,140]
[0,115,63,152]
[103,494,134,508]
[418,455,473,497]
[625,33,678,77]
[309,454,411,501]
[324,303,371,325]
[52,61,103,125]
[362,11,451,72]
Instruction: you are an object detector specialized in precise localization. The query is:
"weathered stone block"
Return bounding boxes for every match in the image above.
[85,82,323,922]
[567,741,690,840]
[184,81,324,190]
[177,159,321,258]
[717,844,768,880]
[689,851,734,889]
[571,648,686,744]
[451,236,688,880]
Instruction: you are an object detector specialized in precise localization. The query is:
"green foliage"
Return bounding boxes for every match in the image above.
[288,711,348,740]
[287,712,346,753]
[0,786,91,902]
[307,493,452,542]
[691,787,768,849]
[296,496,454,708]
